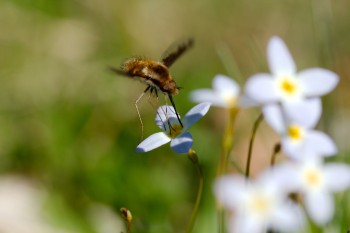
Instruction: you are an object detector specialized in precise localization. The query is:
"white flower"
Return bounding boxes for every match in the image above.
[135,102,211,154]
[263,103,337,160]
[245,36,339,116]
[214,171,305,233]
[274,159,350,225]
[190,74,256,108]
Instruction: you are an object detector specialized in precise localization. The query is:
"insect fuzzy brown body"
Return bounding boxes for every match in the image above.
[121,57,179,96]
[110,39,194,132]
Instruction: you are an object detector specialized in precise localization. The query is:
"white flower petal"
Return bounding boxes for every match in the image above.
[190,89,228,107]
[237,94,259,108]
[304,130,337,157]
[231,214,263,233]
[155,105,178,129]
[281,137,304,160]
[283,98,322,128]
[214,175,246,209]
[298,68,339,97]
[218,169,306,233]
[135,132,171,152]
[191,75,241,108]
[270,202,305,232]
[267,36,296,75]
[262,104,286,134]
[156,105,176,120]
[183,102,211,130]
[304,192,334,225]
[245,73,279,103]
[324,163,350,192]
[267,163,302,193]
[213,74,240,95]
[170,132,193,154]
[282,130,336,160]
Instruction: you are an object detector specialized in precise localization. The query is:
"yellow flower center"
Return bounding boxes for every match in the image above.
[288,125,304,141]
[251,196,268,213]
[281,79,296,94]
[167,124,183,138]
[304,168,323,189]
[277,75,300,98]
[222,92,237,107]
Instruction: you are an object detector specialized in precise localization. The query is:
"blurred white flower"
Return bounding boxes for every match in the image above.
[190,74,256,108]
[0,176,60,233]
[136,102,211,154]
[214,171,305,233]
[263,103,337,160]
[88,204,123,233]
[245,36,339,117]
[274,159,350,225]
[0,176,123,233]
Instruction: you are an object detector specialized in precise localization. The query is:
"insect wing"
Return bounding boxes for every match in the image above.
[108,66,134,77]
[161,38,194,68]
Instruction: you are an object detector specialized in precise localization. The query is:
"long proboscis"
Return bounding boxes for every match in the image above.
[168,94,183,127]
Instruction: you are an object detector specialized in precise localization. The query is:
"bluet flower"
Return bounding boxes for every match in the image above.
[136,102,211,154]
[273,159,350,225]
[263,103,337,160]
[245,36,339,117]
[214,171,304,233]
[190,74,256,108]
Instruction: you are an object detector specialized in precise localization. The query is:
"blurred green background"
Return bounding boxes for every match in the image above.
[1,0,350,232]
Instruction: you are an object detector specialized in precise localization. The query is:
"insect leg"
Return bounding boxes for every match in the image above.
[153,89,169,130]
[148,88,168,131]
[135,85,151,140]
[163,95,175,132]
[147,87,159,110]
[157,105,171,132]
[158,104,175,134]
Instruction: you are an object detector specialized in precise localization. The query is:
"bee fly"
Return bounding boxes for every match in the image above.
[110,39,194,136]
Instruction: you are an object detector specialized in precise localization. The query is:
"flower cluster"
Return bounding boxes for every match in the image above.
[133,35,349,233]
[192,36,350,233]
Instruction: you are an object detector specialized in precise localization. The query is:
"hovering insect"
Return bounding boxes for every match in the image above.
[110,39,194,135]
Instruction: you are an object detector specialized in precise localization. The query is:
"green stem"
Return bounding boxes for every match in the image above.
[186,149,204,233]
[216,108,240,233]
[218,209,225,233]
[218,107,240,175]
[245,113,263,178]
[126,222,131,233]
